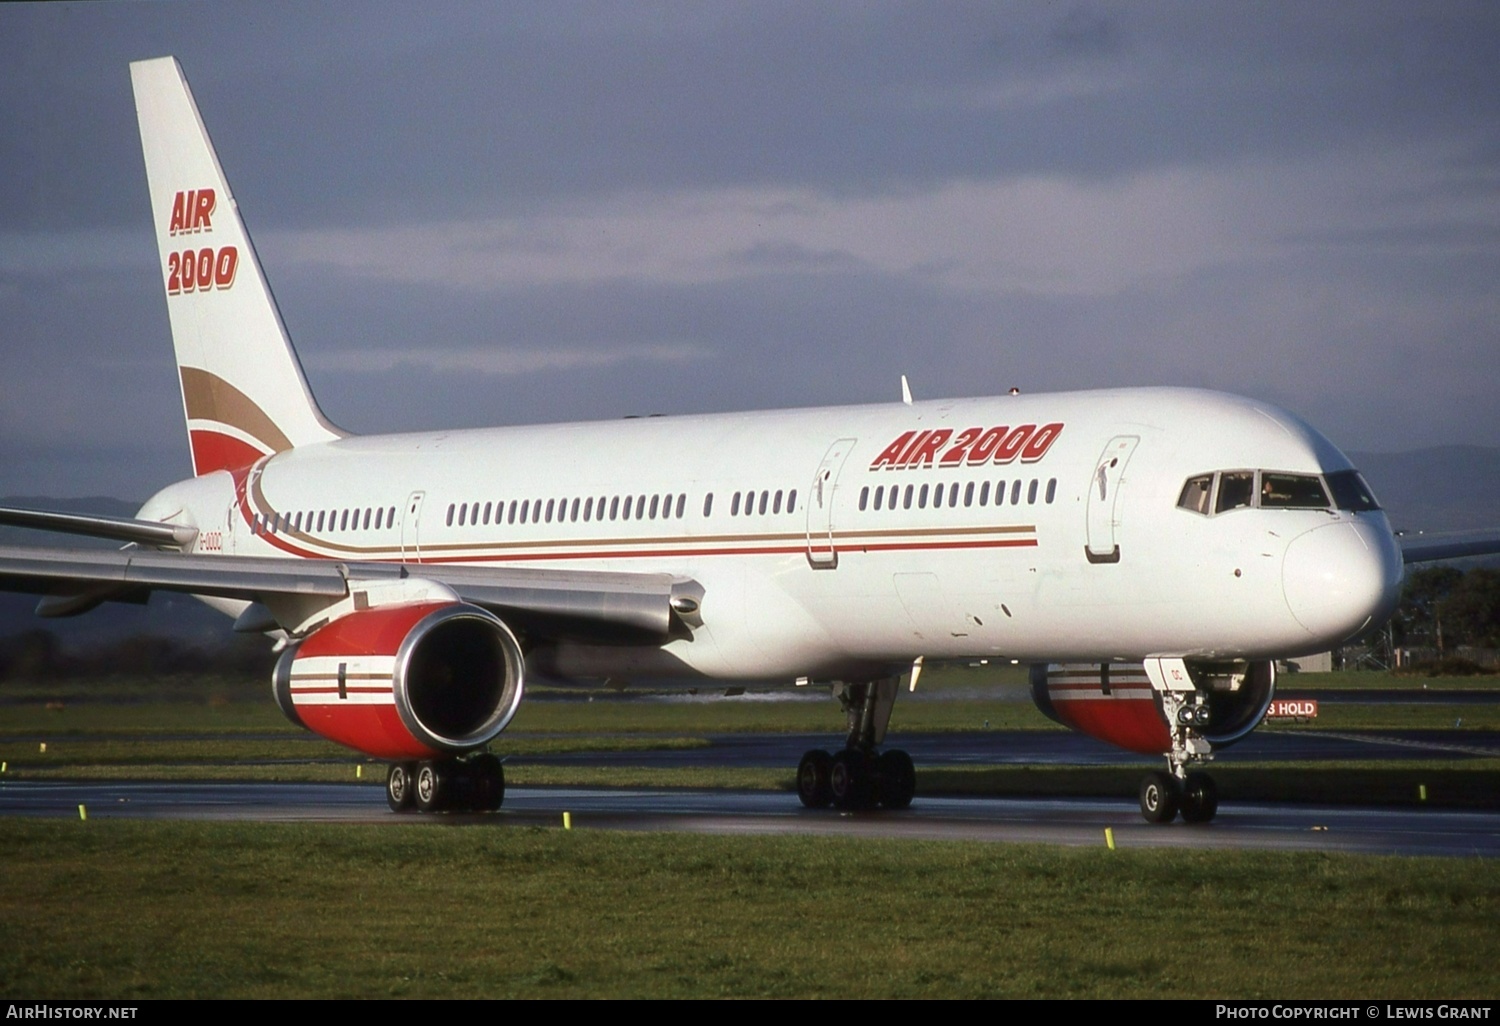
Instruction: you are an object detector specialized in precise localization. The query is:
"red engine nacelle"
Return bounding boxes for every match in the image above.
[272,601,525,760]
[1030,661,1276,756]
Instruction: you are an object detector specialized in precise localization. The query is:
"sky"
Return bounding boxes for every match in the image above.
[2,1,1498,500]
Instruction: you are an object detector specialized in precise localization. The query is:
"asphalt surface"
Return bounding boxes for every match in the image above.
[4,779,1498,858]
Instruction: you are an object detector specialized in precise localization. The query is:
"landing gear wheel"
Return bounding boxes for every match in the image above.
[876,749,916,809]
[386,762,416,813]
[471,753,505,812]
[797,749,832,808]
[1139,770,1180,824]
[830,749,875,810]
[415,760,447,813]
[1180,772,1218,824]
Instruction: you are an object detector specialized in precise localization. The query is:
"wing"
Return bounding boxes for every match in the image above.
[0,543,701,645]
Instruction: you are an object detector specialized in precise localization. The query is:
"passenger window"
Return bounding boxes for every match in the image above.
[1216,472,1255,513]
[1045,479,1056,504]
[918,484,929,509]
[1178,475,1213,515]
[676,494,686,519]
[787,490,797,513]
[859,486,869,511]
[1027,479,1038,504]
[978,481,990,506]
[1010,481,1022,505]
[703,493,714,517]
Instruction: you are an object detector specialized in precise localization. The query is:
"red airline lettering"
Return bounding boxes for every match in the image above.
[167,245,239,294]
[903,428,952,468]
[869,422,1064,470]
[167,188,216,234]
[1020,422,1064,462]
[938,427,983,466]
[870,431,916,470]
[994,424,1036,463]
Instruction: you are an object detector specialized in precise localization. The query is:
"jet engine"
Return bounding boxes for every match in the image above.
[272,601,525,760]
[1029,660,1276,755]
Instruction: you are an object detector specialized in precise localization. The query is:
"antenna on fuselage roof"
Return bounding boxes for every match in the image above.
[900,375,913,405]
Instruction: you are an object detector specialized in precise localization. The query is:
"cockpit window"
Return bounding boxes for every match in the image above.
[1325,470,1381,512]
[1177,475,1213,515]
[1179,468,1376,516]
[1259,473,1330,509]
[1215,471,1255,513]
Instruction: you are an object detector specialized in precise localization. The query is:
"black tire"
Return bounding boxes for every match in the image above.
[415,760,447,813]
[797,749,832,808]
[472,753,505,812]
[386,762,415,813]
[1180,772,1219,824]
[876,749,916,809]
[830,749,875,810]
[1139,770,1180,824]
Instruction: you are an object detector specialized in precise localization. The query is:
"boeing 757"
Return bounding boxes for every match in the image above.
[2,57,1454,823]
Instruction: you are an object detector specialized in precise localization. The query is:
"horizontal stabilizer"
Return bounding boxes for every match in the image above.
[0,505,197,548]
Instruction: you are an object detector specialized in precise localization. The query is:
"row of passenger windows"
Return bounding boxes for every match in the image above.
[859,477,1058,511]
[251,505,398,536]
[448,493,689,528]
[248,476,1055,541]
[446,489,803,527]
[1177,469,1380,516]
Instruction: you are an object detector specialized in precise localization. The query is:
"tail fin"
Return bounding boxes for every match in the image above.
[131,57,343,477]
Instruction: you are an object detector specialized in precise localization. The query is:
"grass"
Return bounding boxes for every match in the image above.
[1,820,1496,999]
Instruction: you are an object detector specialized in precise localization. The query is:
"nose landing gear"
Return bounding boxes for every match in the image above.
[1140,685,1220,824]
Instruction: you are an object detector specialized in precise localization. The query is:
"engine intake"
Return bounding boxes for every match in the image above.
[273,601,525,759]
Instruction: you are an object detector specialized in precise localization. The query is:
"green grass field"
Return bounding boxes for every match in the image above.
[2,820,1496,999]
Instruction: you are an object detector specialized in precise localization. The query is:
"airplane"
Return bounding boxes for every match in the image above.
[2,56,1476,824]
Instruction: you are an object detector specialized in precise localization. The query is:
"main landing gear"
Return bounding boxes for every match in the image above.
[386,753,504,814]
[797,679,916,811]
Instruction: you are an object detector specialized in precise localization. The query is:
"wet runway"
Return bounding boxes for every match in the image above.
[5,777,1498,859]
[513,727,1500,767]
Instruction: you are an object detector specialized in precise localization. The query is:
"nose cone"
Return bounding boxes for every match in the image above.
[1282,519,1402,645]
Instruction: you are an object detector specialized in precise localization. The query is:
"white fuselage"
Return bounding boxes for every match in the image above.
[140,386,1404,684]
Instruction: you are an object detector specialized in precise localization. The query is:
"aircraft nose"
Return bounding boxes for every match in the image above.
[1282,519,1402,644]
